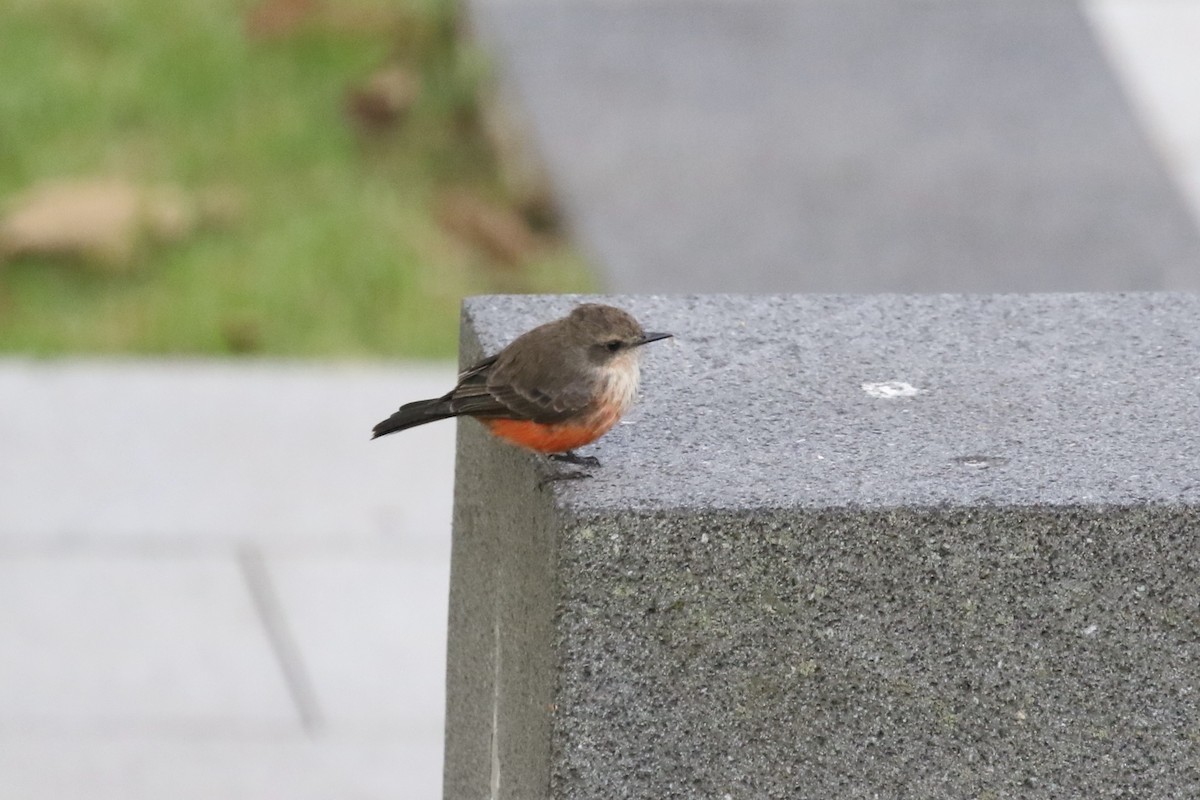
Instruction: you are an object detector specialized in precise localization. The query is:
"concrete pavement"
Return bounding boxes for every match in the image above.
[0,360,456,799]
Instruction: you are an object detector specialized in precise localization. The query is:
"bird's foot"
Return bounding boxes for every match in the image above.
[549,450,601,468]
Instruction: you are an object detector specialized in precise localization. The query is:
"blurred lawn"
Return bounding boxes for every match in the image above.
[0,0,592,357]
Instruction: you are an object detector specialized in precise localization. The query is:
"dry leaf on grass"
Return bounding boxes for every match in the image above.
[244,0,316,38]
[245,0,420,41]
[345,65,421,133]
[435,189,541,268]
[0,179,240,274]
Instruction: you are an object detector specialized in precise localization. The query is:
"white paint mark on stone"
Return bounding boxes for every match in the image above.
[862,380,921,398]
[1082,624,1099,637]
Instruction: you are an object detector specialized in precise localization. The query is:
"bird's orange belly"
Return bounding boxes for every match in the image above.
[483,412,619,453]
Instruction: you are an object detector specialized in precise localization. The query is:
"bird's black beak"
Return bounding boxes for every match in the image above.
[635,331,673,347]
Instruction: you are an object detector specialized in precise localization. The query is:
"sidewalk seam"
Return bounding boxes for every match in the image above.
[238,545,324,734]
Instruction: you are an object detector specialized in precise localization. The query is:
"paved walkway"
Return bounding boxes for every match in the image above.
[2,3,1199,798]
[0,360,456,798]
[473,0,1200,293]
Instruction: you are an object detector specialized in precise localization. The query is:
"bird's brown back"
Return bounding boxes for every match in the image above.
[451,304,646,424]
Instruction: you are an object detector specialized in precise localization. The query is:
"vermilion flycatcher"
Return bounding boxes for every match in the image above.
[371,303,671,467]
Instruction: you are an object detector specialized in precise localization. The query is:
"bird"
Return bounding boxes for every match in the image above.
[371,303,672,471]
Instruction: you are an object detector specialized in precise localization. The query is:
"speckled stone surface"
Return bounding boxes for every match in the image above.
[445,293,1200,799]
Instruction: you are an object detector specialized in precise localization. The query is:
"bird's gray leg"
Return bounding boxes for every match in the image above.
[549,450,601,468]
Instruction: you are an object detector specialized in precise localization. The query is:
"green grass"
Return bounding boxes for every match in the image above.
[0,0,593,357]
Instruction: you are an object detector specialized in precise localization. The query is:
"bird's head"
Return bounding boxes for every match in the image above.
[564,303,673,366]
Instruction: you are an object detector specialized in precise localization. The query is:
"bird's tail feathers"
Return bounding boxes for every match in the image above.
[371,398,459,439]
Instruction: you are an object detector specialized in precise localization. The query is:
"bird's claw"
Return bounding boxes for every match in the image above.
[550,451,601,468]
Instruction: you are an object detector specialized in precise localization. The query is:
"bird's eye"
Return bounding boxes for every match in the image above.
[605,339,622,352]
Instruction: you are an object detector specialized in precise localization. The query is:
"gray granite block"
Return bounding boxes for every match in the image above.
[445,293,1200,799]
[469,1,1200,293]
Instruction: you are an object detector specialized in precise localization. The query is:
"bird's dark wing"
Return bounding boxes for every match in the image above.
[372,355,500,439]
[437,354,506,415]
[452,355,498,387]
[480,380,595,424]
[443,351,595,424]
